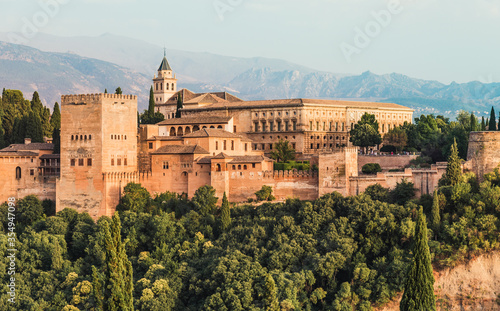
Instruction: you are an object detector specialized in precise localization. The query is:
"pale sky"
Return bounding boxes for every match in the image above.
[1,0,500,84]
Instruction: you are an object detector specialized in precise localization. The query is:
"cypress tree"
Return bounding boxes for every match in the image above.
[51,102,61,130]
[400,208,436,311]
[52,128,60,154]
[175,92,182,118]
[470,113,478,132]
[0,99,4,148]
[93,214,134,311]
[264,274,279,311]
[488,107,496,130]
[430,190,441,237]
[115,87,122,95]
[147,86,155,123]
[444,139,462,186]
[104,88,108,94]
[481,116,486,131]
[25,111,43,143]
[41,107,52,138]
[220,192,231,232]
[31,91,43,114]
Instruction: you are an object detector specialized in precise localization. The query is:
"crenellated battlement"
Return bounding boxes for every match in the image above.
[61,93,137,104]
[102,171,141,182]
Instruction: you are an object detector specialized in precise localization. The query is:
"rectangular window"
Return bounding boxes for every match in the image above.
[224,140,227,150]
[233,125,237,133]
[342,123,345,131]
[149,143,153,149]
[87,158,92,166]
[30,169,34,176]
[336,122,339,131]
[124,158,128,166]
[261,143,265,150]
[323,122,326,131]
[252,163,256,168]
[292,143,296,149]
[231,140,234,150]
[269,143,273,150]
[117,158,122,166]
[111,159,114,166]
[254,122,259,132]
[382,124,385,132]
[285,122,289,131]
[71,159,75,167]
[78,159,84,166]
[316,122,319,132]
[245,143,248,151]
[269,121,274,132]
[163,161,169,169]
[310,121,313,130]
[292,121,297,131]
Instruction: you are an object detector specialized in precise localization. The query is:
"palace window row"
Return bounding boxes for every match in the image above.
[70,158,93,167]
[71,134,92,141]
[254,120,296,132]
[254,111,296,118]
[215,140,238,151]
[155,82,176,91]
[309,121,345,132]
[110,156,128,166]
[111,134,128,140]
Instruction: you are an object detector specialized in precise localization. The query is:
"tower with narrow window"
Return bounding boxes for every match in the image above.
[56,93,138,219]
[153,49,177,107]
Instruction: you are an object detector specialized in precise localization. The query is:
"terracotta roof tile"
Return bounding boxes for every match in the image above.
[157,116,232,126]
[152,144,209,155]
[0,143,54,152]
[212,152,232,159]
[183,128,243,139]
[0,151,39,157]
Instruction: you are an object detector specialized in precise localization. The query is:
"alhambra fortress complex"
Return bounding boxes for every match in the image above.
[1,54,497,219]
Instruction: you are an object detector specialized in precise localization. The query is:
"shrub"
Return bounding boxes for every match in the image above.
[255,185,274,202]
[362,163,382,174]
[380,145,396,153]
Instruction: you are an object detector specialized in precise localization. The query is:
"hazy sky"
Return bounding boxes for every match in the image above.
[1,0,500,84]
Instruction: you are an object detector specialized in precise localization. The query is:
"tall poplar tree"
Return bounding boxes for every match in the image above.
[175,92,183,118]
[430,190,441,237]
[26,111,44,143]
[93,214,134,311]
[444,139,462,187]
[488,107,496,130]
[470,113,478,132]
[400,208,436,311]
[481,116,486,131]
[51,102,61,130]
[148,86,155,122]
[220,192,231,232]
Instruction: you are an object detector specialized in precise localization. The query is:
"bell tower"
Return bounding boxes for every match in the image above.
[153,49,177,107]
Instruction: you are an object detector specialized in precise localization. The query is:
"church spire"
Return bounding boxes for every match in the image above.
[158,49,172,71]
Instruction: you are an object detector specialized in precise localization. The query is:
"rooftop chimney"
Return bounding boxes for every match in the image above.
[24,138,32,145]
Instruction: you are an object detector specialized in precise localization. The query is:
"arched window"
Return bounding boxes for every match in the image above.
[185,127,191,134]
[216,141,219,150]
[123,135,126,140]
[238,165,241,170]
[89,135,92,140]
[217,125,223,129]
[193,125,200,131]
[15,167,21,179]
[169,127,176,136]
[210,126,215,129]
[75,135,78,140]
[71,135,74,140]
[111,135,113,139]
[216,164,221,172]
[84,135,87,140]
[80,135,83,140]
[232,165,236,170]
[177,127,183,136]
[243,165,247,170]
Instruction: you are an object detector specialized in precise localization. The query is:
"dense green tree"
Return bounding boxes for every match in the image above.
[17,195,44,227]
[470,113,478,132]
[104,89,108,94]
[481,116,486,131]
[51,102,61,130]
[390,179,416,205]
[0,99,4,148]
[255,185,275,202]
[264,274,279,311]
[192,185,218,216]
[430,190,441,236]
[358,112,380,131]
[175,92,183,118]
[400,208,436,311]
[489,107,496,130]
[93,213,134,311]
[220,192,231,232]
[270,139,295,163]
[457,110,471,131]
[117,182,152,213]
[25,110,44,142]
[383,126,407,153]
[364,184,389,202]
[41,107,53,138]
[350,124,382,154]
[115,87,122,95]
[31,91,43,113]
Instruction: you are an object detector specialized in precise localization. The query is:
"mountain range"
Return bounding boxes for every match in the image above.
[0,32,499,117]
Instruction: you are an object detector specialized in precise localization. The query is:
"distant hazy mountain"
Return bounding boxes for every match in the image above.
[0,41,150,109]
[1,33,500,116]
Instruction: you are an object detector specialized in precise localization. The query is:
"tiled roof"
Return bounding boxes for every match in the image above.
[146,136,183,141]
[158,56,172,71]
[0,143,54,152]
[161,89,243,106]
[152,144,209,155]
[183,98,414,111]
[196,157,212,164]
[230,155,271,163]
[212,152,232,159]
[0,151,39,157]
[157,116,232,126]
[183,128,243,139]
